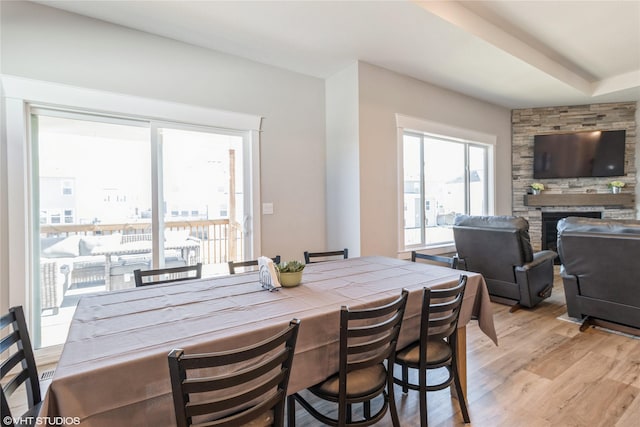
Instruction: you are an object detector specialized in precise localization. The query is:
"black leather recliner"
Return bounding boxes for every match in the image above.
[453,215,557,308]
[557,217,640,329]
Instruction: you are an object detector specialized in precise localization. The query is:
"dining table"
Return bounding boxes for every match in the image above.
[40,256,498,426]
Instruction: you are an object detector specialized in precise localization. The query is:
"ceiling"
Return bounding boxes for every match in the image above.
[35,0,640,109]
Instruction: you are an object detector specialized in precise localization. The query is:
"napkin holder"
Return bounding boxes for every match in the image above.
[258,256,281,291]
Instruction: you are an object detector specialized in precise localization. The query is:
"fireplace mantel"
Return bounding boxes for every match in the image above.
[524,193,635,208]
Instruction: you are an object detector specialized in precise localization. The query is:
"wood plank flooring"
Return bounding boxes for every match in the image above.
[292,268,640,426]
[16,268,640,426]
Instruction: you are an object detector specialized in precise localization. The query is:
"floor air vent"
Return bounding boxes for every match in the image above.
[40,370,55,381]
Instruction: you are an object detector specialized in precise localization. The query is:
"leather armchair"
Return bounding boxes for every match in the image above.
[453,215,557,308]
[557,217,640,329]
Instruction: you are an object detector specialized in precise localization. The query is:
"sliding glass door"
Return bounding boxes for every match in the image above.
[160,127,245,269]
[33,110,252,347]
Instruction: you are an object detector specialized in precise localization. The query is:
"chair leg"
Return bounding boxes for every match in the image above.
[508,303,522,313]
[388,382,401,427]
[346,403,352,424]
[419,367,428,427]
[287,395,296,427]
[402,364,409,393]
[452,366,470,423]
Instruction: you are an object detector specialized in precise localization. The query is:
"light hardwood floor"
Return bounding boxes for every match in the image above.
[291,268,640,426]
[22,268,640,426]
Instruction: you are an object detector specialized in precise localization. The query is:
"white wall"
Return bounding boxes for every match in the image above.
[325,62,361,256]
[0,1,326,265]
[0,82,8,314]
[0,1,515,308]
[356,62,512,257]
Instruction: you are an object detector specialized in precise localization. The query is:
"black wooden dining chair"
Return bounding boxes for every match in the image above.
[393,276,469,427]
[168,318,300,427]
[411,251,458,269]
[1,306,45,427]
[303,248,348,264]
[228,256,281,274]
[288,289,409,427]
[134,263,202,287]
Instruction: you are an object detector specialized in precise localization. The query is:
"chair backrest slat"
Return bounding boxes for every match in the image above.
[339,289,408,388]
[180,321,296,368]
[134,263,202,287]
[420,276,467,346]
[347,351,392,373]
[0,331,22,359]
[228,256,281,274]
[185,372,283,417]
[347,331,396,356]
[1,306,42,425]
[411,251,457,269]
[304,248,348,264]
[188,392,282,427]
[168,319,300,427]
[183,348,289,393]
[347,312,403,338]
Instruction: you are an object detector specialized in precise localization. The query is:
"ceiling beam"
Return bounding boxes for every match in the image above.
[414,0,596,95]
[592,70,640,97]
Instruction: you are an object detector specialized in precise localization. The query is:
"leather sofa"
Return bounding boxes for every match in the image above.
[557,217,640,329]
[453,215,557,308]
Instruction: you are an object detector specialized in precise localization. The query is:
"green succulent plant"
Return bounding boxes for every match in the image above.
[276,261,306,273]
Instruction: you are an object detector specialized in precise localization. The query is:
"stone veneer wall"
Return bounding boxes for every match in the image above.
[512,102,637,251]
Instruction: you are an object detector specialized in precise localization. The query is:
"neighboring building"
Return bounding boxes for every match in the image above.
[39,177,76,225]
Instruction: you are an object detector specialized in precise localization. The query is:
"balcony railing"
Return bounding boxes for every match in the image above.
[40,219,244,265]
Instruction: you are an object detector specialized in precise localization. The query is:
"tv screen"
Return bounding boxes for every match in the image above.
[533,130,626,179]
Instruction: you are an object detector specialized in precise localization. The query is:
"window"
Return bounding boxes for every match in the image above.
[50,212,61,224]
[402,131,491,249]
[62,180,73,195]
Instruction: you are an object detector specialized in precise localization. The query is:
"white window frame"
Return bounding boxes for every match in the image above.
[395,114,496,254]
[2,75,263,336]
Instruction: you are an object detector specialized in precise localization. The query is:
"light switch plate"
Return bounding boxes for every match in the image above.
[262,203,274,215]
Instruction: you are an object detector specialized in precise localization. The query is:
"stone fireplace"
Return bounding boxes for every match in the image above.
[512,102,637,251]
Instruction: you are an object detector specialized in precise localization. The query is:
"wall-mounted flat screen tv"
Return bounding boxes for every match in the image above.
[533,130,626,179]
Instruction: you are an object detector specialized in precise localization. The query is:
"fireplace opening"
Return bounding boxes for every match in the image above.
[542,211,602,263]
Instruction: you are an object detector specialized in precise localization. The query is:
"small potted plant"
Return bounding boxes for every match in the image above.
[276,260,305,287]
[530,183,545,195]
[608,180,625,194]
